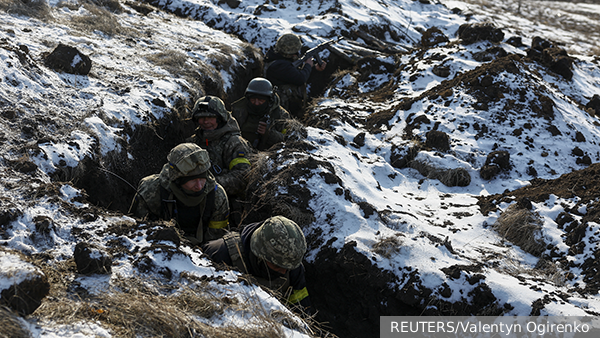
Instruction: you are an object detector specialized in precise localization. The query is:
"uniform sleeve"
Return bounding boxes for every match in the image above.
[201,238,233,265]
[287,263,313,312]
[129,193,150,218]
[129,174,162,220]
[217,135,252,196]
[205,184,230,241]
[231,101,246,126]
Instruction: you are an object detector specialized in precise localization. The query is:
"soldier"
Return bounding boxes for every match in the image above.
[187,96,251,197]
[231,77,291,151]
[202,215,313,314]
[264,33,327,118]
[129,143,229,245]
[186,96,252,227]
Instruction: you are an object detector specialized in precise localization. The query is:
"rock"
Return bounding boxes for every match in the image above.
[506,36,525,48]
[480,151,510,180]
[218,0,241,8]
[586,94,600,115]
[421,27,448,48]
[480,164,501,180]
[485,150,510,169]
[44,43,92,75]
[390,144,420,169]
[352,132,366,147]
[542,47,573,80]
[473,46,507,62]
[526,37,574,80]
[425,130,450,151]
[432,64,450,77]
[73,242,113,275]
[0,251,50,315]
[458,23,504,45]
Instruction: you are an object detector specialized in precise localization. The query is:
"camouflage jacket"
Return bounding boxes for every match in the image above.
[130,164,230,245]
[231,94,291,151]
[187,117,251,196]
[201,221,311,309]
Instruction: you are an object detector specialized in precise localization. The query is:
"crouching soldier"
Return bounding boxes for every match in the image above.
[129,143,230,246]
[231,77,291,151]
[201,215,314,315]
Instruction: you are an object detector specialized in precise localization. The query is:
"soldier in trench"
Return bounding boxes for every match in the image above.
[231,77,292,151]
[264,33,327,118]
[201,215,314,315]
[129,143,230,245]
[186,95,252,228]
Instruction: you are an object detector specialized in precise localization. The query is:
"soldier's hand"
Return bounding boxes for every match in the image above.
[305,58,314,67]
[315,60,327,71]
[257,121,267,135]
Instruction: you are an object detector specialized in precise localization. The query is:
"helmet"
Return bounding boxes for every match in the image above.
[191,96,229,123]
[165,143,210,181]
[274,33,302,55]
[245,77,273,99]
[250,216,307,270]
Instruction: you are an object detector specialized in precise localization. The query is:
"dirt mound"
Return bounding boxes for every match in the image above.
[367,53,551,134]
[479,162,600,295]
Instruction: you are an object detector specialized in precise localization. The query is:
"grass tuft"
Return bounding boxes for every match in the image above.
[493,203,547,257]
[372,235,402,259]
[0,306,31,338]
[0,0,53,21]
[33,273,314,338]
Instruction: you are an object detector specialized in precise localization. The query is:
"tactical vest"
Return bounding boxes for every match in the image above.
[160,185,216,243]
[264,61,307,112]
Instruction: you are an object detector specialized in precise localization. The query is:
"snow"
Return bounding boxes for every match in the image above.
[2,0,600,336]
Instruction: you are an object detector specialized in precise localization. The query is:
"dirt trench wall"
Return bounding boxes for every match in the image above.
[305,241,422,338]
[72,74,258,214]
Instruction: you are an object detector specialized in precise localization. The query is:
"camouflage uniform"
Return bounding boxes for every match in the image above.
[231,91,291,151]
[201,216,312,313]
[264,34,312,118]
[130,143,229,245]
[187,96,252,197]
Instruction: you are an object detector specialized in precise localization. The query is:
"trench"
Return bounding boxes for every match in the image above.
[67,50,419,337]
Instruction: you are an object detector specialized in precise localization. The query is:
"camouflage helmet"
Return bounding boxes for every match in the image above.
[245,77,273,99]
[274,33,302,55]
[250,216,307,270]
[191,96,229,123]
[165,143,210,181]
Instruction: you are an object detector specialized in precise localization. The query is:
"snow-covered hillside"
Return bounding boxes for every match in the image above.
[1,0,600,337]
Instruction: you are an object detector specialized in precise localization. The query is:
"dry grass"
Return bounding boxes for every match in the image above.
[372,235,403,259]
[0,0,53,21]
[243,150,316,226]
[496,253,566,287]
[145,50,221,96]
[66,2,128,36]
[0,306,31,338]
[283,118,308,142]
[492,203,547,257]
[33,275,309,338]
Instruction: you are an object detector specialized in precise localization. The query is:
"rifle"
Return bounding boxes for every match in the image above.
[253,114,271,148]
[292,37,343,68]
